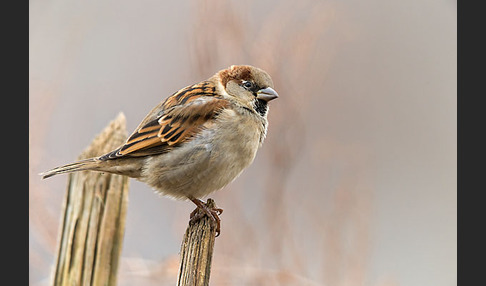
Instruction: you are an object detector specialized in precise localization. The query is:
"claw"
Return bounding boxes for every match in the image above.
[188,198,223,237]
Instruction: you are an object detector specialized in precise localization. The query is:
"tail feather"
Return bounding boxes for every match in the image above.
[40,158,100,179]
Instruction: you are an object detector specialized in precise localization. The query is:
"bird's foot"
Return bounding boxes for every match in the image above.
[189,198,223,237]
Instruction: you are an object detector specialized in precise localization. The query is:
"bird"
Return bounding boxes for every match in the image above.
[40,65,278,235]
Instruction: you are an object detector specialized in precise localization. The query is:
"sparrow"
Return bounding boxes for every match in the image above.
[41,65,278,235]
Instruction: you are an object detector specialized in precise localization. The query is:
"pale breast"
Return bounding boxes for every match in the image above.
[140,108,266,200]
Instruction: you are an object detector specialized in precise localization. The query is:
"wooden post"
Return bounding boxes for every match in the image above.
[177,199,218,286]
[52,113,129,286]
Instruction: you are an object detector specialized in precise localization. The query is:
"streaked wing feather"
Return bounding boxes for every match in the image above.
[102,81,229,159]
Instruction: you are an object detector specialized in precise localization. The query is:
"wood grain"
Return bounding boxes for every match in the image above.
[177,199,218,286]
[52,113,129,286]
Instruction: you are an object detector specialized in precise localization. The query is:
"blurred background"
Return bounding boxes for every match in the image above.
[29,0,456,285]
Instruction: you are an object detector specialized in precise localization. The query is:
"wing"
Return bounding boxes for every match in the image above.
[100,81,230,160]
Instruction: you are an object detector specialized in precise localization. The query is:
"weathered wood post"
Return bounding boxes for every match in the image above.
[177,199,219,286]
[52,113,129,286]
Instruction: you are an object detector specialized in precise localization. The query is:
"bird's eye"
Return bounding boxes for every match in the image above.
[242,81,253,90]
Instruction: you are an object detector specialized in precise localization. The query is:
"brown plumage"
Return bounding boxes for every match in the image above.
[41,65,278,234]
